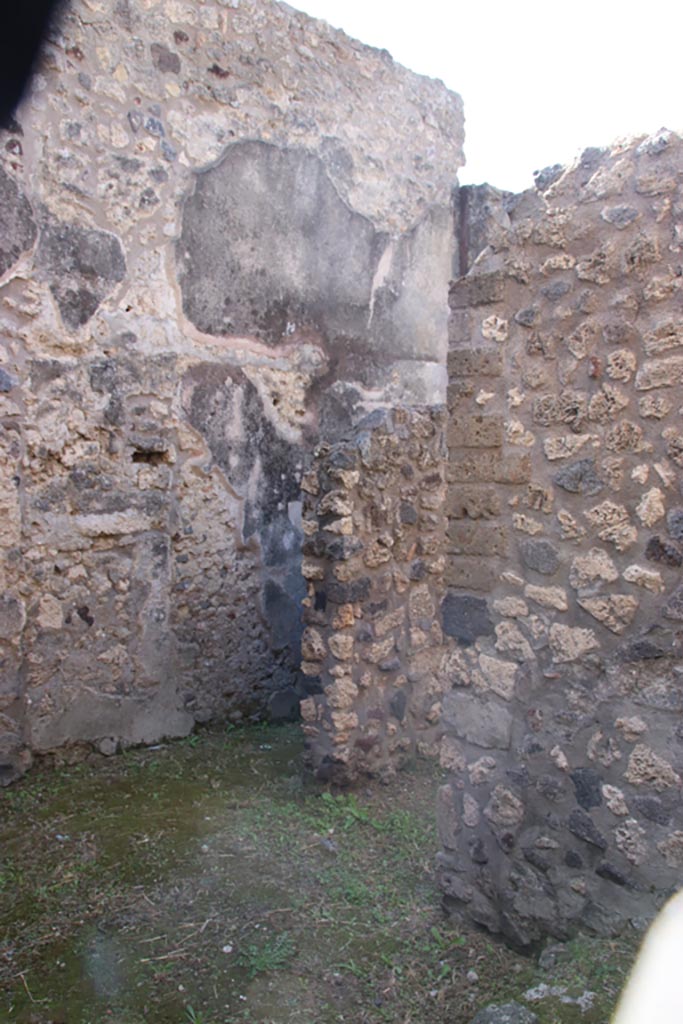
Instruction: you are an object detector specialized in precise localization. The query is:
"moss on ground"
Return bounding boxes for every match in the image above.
[0,724,638,1023]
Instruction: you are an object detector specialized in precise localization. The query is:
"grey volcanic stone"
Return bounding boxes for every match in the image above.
[601,205,639,229]
[620,625,680,661]
[645,536,683,567]
[325,536,364,561]
[664,584,683,621]
[633,796,671,826]
[267,686,300,722]
[515,307,538,327]
[596,862,629,886]
[0,596,24,639]
[0,166,37,276]
[470,1001,538,1024]
[667,508,683,541]
[541,280,571,301]
[327,577,371,605]
[37,220,126,328]
[151,42,181,73]
[442,691,512,749]
[441,592,493,645]
[264,578,302,654]
[554,459,604,496]
[570,768,603,810]
[390,689,407,721]
[520,539,560,575]
[567,809,607,850]
[0,368,14,393]
[533,163,563,190]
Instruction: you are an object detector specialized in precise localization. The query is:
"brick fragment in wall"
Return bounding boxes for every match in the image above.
[446,521,508,557]
[447,348,503,378]
[448,485,502,520]
[447,450,531,484]
[448,414,504,448]
[449,272,505,309]
[443,557,500,592]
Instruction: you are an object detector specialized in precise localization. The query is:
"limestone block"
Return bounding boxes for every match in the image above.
[318,491,353,517]
[492,598,528,619]
[325,676,359,709]
[606,349,637,382]
[481,315,509,341]
[615,716,648,741]
[543,434,595,461]
[657,832,683,868]
[584,502,637,551]
[602,784,629,816]
[301,627,326,662]
[635,355,683,390]
[478,654,517,701]
[623,565,664,593]
[577,594,638,634]
[439,735,466,772]
[331,604,356,630]
[484,785,525,828]
[524,585,568,611]
[549,624,599,663]
[625,745,681,792]
[374,607,406,638]
[468,756,498,784]
[512,514,543,536]
[463,793,481,827]
[495,621,533,662]
[614,818,648,865]
[638,394,671,419]
[36,595,63,630]
[328,633,354,661]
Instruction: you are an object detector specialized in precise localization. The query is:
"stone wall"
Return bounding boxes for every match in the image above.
[2,0,681,956]
[437,132,683,946]
[299,407,447,782]
[0,0,463,782]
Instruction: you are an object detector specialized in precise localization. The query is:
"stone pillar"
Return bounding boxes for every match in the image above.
[299,408,448,783]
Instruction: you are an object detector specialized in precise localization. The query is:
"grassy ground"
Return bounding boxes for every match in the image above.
[0,724,639,1023]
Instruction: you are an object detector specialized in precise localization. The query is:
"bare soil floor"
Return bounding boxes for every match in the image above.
[0,724,638,1024]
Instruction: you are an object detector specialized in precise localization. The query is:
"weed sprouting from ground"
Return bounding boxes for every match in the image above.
[184,1006,209,1024]
[238,932,296,978]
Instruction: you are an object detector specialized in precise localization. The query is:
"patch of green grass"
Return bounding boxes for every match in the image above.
[313,792,380,831]
[238,931,296,978]
[0,724,640,1024]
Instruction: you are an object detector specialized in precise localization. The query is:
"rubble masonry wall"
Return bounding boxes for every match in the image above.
[436,133,683,945]
[0,0,463,782]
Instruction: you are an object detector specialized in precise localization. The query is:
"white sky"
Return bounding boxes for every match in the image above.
[292,0,683,193]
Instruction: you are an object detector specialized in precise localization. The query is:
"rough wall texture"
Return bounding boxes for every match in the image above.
[1,0,681,958]
[298,407,448,782]
[436,132,683,946]
[0,0,464,782]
